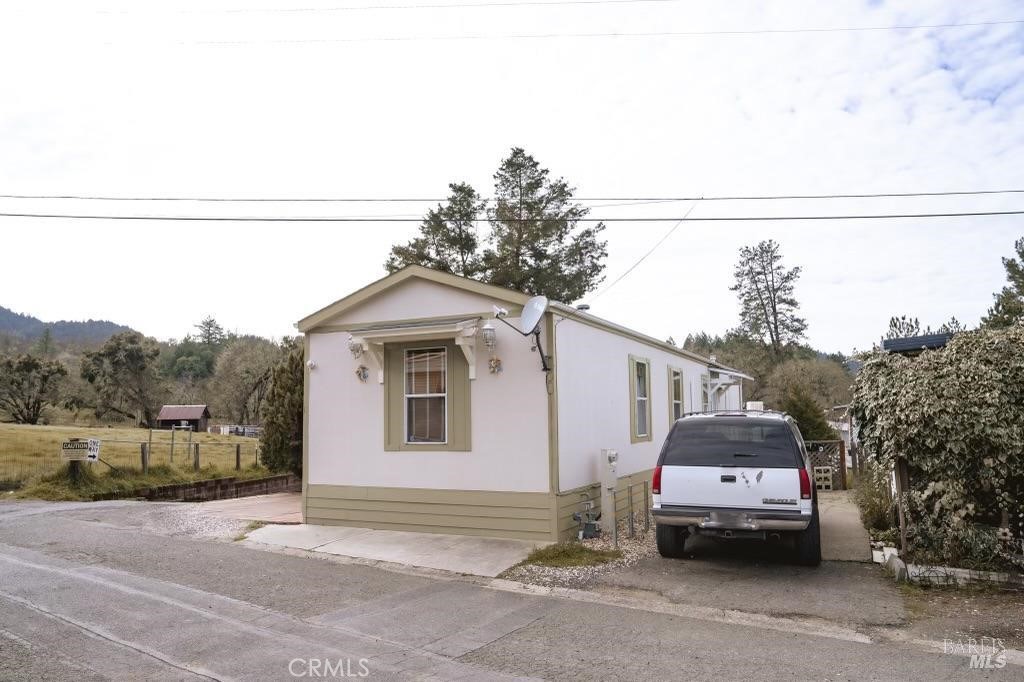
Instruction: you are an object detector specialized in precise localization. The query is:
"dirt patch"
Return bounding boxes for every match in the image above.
[900,583,1024,649]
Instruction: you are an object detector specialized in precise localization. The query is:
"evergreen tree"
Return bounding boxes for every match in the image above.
[259,342,304,475]
[730,240,806,356]
[382,148,608,302]
[780,385,837,441]
[385,183,485,277]
[981,237,1024,329]
[483,148,607,302]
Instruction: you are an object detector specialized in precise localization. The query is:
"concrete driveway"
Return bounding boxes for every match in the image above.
[198,491,302,524]
[594,490,903,628]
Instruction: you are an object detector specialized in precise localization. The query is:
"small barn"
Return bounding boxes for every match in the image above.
[156,404,211,432]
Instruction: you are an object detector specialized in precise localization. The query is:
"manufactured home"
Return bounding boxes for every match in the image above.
[298,265,749,542]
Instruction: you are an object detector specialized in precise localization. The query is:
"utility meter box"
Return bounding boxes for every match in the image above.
[599,449,618,533]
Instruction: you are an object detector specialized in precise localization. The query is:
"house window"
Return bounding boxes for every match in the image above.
[628,356,652,443]
[385,340,470,451]
[405,347,447,443]
[669,368,684,421]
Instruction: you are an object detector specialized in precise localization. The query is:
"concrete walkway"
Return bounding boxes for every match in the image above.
[198,492,302,524]
[819,489,872,562]
[247,523,546,577]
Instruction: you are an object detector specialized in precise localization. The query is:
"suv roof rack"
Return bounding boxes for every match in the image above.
[682,409,789,419]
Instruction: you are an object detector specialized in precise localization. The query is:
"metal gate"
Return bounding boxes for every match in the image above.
[804,440,847,491]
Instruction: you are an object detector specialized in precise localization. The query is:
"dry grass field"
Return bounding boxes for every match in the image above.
[0,423,261,487]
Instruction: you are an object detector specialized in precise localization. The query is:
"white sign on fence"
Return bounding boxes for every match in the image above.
[61,439,100,462]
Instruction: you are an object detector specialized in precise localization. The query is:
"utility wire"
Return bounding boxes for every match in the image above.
[1,189,1021,203]
[75,19,1024,46]
[0,210,1021,222]
[88,0,686,14]
[589,201,697,302]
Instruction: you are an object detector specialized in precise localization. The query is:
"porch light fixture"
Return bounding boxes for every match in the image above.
[481,321,497,350]
[348,336,364,359]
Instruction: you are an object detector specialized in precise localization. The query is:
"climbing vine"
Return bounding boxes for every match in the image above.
[851,326,1024,571]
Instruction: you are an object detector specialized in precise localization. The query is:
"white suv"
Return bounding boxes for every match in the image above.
[650,411,821,566]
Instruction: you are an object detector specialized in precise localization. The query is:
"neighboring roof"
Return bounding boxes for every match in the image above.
[882,333,954,355]
[157,405,211,421]
[298,265,753,379]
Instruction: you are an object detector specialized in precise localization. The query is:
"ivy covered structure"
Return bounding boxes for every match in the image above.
[852,326,1024,573]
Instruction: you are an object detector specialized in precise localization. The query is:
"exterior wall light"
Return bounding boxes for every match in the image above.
[348,336,364,359]
[481,322,497,350]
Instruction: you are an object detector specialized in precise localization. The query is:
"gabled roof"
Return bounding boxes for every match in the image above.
[297,265,752,379]
[157,405,211,421]
[297,265,531,333]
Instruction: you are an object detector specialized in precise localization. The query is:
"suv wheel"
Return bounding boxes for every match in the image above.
[794,506,822,566]
[656,524,689,558]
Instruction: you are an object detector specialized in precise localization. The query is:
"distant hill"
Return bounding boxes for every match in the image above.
[0,305,132,345]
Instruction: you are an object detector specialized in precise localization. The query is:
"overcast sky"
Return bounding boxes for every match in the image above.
[1,0,1022,355]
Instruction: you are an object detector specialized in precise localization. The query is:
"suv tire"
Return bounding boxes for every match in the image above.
[656,524,689,558]
[794,506,822,566]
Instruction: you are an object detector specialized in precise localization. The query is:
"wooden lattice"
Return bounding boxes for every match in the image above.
[806,440,846,490]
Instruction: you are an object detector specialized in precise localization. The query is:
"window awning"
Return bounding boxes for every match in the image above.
[347,317,482,383]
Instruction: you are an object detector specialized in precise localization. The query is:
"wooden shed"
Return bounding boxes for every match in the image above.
[156,404,211,432]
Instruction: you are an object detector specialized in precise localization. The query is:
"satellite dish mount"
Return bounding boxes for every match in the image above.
[493,296,551,372]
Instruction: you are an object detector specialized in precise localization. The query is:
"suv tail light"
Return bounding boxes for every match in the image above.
[799,468,811,500]
[652,465,662,495]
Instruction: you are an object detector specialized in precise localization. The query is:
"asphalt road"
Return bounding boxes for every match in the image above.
[0,500,1011,681]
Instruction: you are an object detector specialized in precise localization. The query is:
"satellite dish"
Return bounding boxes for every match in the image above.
[518,296,549,335]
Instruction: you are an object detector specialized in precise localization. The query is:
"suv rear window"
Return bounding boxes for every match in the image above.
[658,418,802,468]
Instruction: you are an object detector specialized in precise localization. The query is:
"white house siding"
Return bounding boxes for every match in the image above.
[306,297,551,494]
[553,315,741,492]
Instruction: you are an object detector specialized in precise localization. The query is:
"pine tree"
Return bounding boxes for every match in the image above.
[483,148,607,302]
[730,240,807,356]
[981,237,1024,329]
[385,183,485,277]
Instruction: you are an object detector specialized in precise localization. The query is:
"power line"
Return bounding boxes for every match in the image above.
[1,189,1021,203]
[80,19,1024,46]
[0,210,1021,222]
[103,0,686,14]
[590,201,697,302]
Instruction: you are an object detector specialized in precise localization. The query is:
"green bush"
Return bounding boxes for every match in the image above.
[854,462,894,533]
[852,326,1024,572]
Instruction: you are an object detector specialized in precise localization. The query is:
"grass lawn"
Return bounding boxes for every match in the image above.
[15,462,274,501]
[525,542,623,568]
[0,423,261,488]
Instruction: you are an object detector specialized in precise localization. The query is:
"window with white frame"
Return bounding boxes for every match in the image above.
[405,347,447,443]
[670,369,684,421]
[634,359,650,438]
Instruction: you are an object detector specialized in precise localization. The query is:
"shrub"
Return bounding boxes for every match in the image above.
[854,461,894,533]
[851,326,1024,571]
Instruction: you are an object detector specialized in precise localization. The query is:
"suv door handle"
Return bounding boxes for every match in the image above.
[721,475,736,483]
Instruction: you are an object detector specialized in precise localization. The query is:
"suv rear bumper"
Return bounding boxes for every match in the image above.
[652,505,810,531]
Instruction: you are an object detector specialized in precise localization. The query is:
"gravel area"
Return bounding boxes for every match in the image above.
[501,518,658,589]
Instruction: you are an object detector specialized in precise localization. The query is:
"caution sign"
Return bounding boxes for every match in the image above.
[61,439,100,462]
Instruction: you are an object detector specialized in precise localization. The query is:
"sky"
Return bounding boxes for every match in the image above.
[1,0,1022,355]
